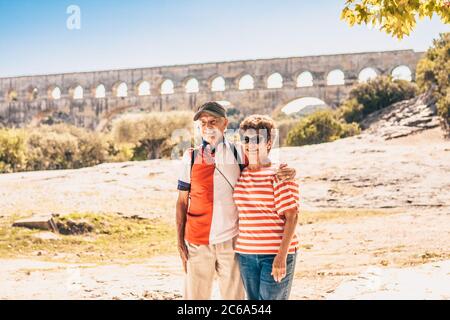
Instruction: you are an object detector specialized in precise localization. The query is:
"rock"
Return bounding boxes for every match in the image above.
[12,215,58,232]
[56,219,94,235]
[361,91,441,140]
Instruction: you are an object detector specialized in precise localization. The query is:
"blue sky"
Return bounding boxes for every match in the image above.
[0,0,448,77]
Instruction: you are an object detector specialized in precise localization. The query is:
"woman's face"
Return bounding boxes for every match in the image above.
[242,129,271,165]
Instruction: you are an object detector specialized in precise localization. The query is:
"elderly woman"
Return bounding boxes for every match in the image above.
[233,114,300,300]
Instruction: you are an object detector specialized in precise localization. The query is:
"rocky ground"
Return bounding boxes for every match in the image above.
[360,91,442,140]
[0,94,449,299]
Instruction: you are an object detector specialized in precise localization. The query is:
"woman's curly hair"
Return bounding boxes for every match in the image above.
[239,114,276,142]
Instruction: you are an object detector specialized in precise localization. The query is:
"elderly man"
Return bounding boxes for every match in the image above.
[176,101,295,300]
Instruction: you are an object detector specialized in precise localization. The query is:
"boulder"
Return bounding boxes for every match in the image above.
[12,215,58,232]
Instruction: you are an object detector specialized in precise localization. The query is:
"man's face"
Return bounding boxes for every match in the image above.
[198,113,228,145]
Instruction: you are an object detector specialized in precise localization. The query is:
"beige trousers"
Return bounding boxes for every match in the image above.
[184,237,245,300]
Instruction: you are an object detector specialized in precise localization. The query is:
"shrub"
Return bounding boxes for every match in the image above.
[26,130,78,170]
[105,141,135,163]
[111,111,193,159]
[416,32,450,135]
[286,109,360,146]
[0,111,195,173]
[338,98,365,124]
[339,76,418,122]
[25,124,108,171]
[0,129,27,173]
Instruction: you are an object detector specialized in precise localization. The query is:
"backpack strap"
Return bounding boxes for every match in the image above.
[190,147,199,177]
[229,142,245,172]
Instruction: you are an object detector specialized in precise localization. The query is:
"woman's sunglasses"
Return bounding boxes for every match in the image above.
[242,134,266,145]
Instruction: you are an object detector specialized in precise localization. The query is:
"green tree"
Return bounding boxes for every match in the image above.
[416,32,450,134]
[341,0,450,39]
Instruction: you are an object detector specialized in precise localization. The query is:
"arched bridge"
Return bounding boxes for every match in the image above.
[0,49,423,130]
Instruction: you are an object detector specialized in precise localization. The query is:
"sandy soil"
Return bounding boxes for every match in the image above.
[0,127,449,299]
[327,260,450,300]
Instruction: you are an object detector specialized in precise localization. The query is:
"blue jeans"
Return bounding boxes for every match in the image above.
[237,252,297,300]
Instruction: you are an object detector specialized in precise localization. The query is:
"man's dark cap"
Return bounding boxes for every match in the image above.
[193,101,227,121]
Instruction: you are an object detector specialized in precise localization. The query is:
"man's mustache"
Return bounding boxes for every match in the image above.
[204,128,220,135]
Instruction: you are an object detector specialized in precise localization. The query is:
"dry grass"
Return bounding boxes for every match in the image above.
[398,251,450,267]
[299,208,400,225]
[0,212,177,264]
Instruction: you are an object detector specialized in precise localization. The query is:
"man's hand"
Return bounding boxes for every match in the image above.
[271,253,287,283]
[276,163,296,181]
[178,241,189,273]
[176,190,189,273]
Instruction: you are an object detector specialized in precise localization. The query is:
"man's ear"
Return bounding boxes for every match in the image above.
[267,139,272,152]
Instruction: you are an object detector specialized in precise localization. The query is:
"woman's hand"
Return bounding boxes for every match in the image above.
[178,242,189,273]
[276,163,296,181]
[271,253,287,283]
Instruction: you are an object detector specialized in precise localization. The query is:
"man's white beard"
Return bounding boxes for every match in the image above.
[204,129,223,144]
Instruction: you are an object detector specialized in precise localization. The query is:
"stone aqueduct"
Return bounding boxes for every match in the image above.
[0,49,423,131]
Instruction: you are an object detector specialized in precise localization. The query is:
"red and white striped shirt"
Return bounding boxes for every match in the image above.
[233,164,300,255]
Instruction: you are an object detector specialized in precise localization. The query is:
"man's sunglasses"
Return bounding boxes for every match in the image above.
[242,134,266,144]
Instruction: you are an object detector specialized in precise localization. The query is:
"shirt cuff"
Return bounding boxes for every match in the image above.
[177,180,191,191]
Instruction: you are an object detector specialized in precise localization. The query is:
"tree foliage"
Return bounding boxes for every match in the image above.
[416,32,450,134]
[338,76,418,123]
[341,0,450,39]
